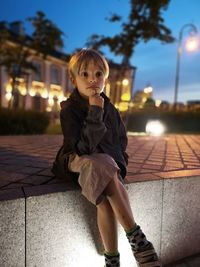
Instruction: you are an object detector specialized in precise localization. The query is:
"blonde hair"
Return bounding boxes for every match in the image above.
[68,48,109,81]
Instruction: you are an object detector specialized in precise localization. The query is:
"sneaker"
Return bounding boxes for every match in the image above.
[133,242,162,267]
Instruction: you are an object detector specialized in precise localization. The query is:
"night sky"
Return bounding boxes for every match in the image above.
[1,0,200,103]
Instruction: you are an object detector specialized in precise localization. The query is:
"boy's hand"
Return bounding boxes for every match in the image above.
[89,92,104,108]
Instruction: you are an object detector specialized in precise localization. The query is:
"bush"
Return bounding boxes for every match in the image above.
[124,110,200,133]
[45,123,62,134]
[0,108,50,135]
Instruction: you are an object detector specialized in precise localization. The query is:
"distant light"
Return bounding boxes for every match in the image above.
[144,86,153,93]
[48,97,54,106]
[6,84,12,93]
[20,87,27,96]
[121,92,131,101]
[155,99,162,107]
[146,120,165,136]
[29,89,36,97]
[122,79,129,86]
[185,36,199,51]
[5,92,12,101]
[41,91,48,99]
[46,107,52,112]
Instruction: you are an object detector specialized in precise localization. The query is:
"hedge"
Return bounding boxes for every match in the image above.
[123,110,200,133]
[0,108,50,135]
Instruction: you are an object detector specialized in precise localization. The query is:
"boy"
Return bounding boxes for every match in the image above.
[53,48,161,267]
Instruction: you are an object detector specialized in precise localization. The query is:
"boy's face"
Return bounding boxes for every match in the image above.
[72,61,107,99]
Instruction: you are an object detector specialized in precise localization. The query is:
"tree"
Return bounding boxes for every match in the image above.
[28,11,64,58]
[86,0,175,63]
[144,97,156,108]
[0,12,65,108]
[0,21,36,108]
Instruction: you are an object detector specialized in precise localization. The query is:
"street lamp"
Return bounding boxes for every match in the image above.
[174,23,198,110]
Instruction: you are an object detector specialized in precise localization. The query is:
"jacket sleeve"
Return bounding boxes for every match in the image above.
[60,105,107,156]
[116,109,129,164]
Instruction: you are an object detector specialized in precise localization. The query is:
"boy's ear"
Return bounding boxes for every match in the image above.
[70,75,76,86]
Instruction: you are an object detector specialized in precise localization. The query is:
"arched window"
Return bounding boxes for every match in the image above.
[51,66,60,85]
[34,62,42,82]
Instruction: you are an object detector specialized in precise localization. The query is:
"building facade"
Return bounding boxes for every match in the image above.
[0,38,136,114]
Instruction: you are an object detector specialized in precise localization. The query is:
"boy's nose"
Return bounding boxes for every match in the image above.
[89,78,96,83]
[89,74,96,83]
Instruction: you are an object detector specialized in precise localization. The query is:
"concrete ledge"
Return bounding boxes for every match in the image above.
[0,177,199,267]
[0,198,25,267]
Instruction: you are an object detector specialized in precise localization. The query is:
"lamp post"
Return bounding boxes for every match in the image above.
[174,23,198,110]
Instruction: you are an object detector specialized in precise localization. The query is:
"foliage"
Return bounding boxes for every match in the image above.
[0,13,64,107]
[45,123,62,134]
[28,11,64,58]
[0,21,36,107]
[87,0,175,61]
[124,110,200,133]
[144,98,156,108]
[0,108,50,135]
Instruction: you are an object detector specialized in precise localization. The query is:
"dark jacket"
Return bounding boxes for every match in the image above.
[52,89,128,181]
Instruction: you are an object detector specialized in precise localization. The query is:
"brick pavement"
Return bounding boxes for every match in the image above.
[0,134,200,201]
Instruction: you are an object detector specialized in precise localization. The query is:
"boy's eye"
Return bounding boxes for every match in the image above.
[81,71,88,77]
[96,71,103,77]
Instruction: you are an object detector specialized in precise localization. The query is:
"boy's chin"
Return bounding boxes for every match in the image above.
[96,88,104,94]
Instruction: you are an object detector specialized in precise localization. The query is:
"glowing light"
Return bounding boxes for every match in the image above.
[185,36,199,51]
[48,98,54,106]
[105,83,110,97]
[29,89,36,97]
[46,107,52,112]
[6,84,12,93]
[122,79,129,86]
[58,95,64,102]
[20,87,27,96]
[116,81,121,86]
[5,92,12,101]
[144,86,153,94]
[121,92,131,101]
[146,120,165,136]
[118,102,129,112]
[41,91,48,98]
[155,99,162,107]
[142,97,147,103]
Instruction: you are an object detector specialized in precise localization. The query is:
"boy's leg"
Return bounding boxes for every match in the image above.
[104,172,136,230]
[104,173,161,266]
[97,197,118,253]
[97,197,120,266]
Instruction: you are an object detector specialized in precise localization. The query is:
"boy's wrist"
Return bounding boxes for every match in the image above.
[88,105,104,121]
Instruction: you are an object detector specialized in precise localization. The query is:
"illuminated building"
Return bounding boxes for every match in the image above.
[132,85,153,108]
[106,61,136,112]
[0,25,136,113]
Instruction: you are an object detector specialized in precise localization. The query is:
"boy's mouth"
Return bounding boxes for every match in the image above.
[87,86,99,89]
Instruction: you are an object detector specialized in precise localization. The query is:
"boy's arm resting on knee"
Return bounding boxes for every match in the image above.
[60,106,107,155]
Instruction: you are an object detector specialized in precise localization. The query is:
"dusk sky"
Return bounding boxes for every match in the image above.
[1,0,200,103]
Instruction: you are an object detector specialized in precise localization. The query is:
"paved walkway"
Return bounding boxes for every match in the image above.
[0,134,200,201]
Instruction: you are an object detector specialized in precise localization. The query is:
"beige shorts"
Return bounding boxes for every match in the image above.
[68,153,121,205]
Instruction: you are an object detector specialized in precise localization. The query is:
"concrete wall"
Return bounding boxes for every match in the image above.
[0,177,200,267]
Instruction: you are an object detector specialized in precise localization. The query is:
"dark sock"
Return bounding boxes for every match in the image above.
[125,224,149,251]
[125,223,138,235]
[126,225,161,266]
[104,252,120,267]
